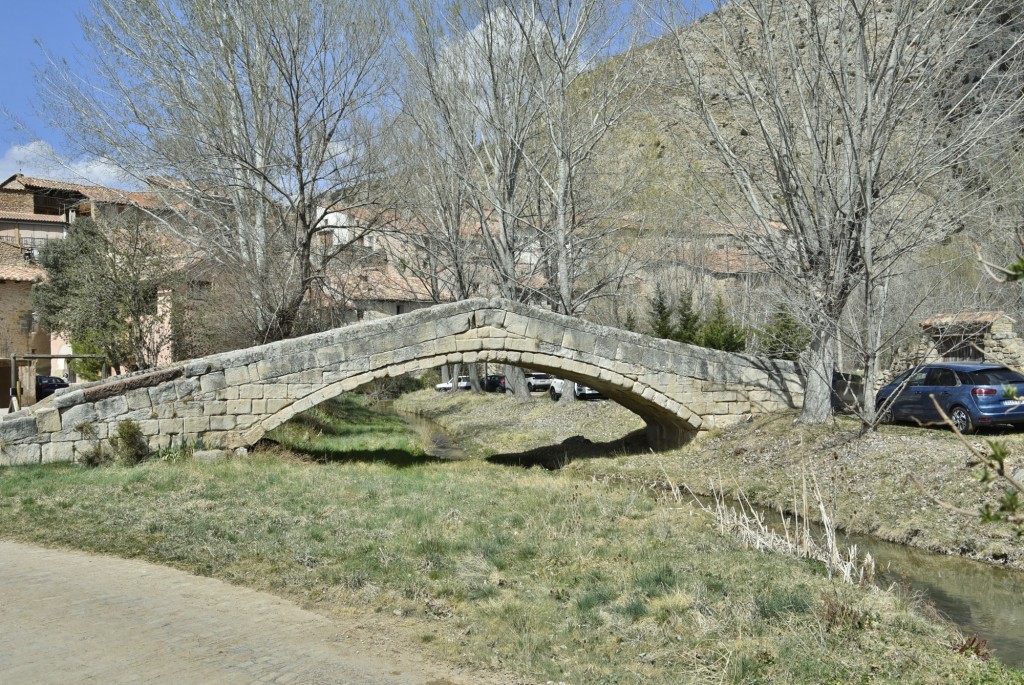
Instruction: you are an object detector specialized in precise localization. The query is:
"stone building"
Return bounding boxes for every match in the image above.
[0,174,157,251]
[0,241,50,408]
[910,311,1024,369]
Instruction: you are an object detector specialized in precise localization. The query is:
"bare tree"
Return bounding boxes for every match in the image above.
[40,0,394,346]
[401,0,550,399]
[388,41,486,306]
[656,0,1024,423]
[507,0,647,317]
[403,0,650,398]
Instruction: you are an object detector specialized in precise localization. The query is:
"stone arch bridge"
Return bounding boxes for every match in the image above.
[0,298,803,465]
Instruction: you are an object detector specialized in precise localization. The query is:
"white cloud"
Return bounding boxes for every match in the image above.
[0,140,131,189]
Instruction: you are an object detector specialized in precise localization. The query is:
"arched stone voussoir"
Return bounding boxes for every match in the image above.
[0,299,803,465]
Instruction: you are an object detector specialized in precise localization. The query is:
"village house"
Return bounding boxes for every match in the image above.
[0,174,157,251]
[0,174,168,407]
[0,240,50,408]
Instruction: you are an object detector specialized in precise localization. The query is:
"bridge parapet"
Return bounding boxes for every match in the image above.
[0,298,803,465]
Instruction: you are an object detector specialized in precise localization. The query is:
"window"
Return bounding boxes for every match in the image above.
[970,368,1024,385]
[187,281,211,301]
[907,370,930,387]
[927,368,958,386]
[936,335,983,361]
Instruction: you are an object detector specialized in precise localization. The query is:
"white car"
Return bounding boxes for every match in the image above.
[435,376,471,391]
[524,372,554,392]
[549,379,604,400]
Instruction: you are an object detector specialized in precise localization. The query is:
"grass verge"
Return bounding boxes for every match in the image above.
[397,391,1024,570]
[0,394,1019,683]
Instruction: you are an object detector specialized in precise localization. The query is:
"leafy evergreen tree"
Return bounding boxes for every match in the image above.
[648,284,675,339]
[697,295,747,352]
[674,289,701,344]
[758,309,811,362]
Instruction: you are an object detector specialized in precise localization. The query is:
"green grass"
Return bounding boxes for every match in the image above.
[0,395,1020,683]
[266,394,439,467]
[397,390,1024,571]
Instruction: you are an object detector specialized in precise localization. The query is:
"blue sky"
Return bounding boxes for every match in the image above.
[0,0,715,186]
[0,0,100,182]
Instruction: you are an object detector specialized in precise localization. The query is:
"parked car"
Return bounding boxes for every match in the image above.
[35,375,69,399]
[483,374,507,393]
[435,375,471,391]
[875,362,1024,434]
[524,372,553,392]
[549,379,605,401]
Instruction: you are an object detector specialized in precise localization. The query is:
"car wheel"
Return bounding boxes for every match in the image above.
[949,406,975,434]
[549,388,560,401]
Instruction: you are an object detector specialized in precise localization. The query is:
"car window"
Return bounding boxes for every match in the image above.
[927,368,958,386]
[887,368,913,386]
[906,370,930,387]
[970,368,1024,385]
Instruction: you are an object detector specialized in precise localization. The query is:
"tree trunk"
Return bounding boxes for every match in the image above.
[450,362,462,393]
[559,378,577,403]
[504,365,531,401]
[800,325,836,424]
[861,274,891,430]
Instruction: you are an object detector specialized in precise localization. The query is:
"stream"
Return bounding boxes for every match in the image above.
[385,403,1024,668]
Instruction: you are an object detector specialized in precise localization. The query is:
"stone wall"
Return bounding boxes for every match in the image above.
[0,282,35,356]
[977,319,1024,369]
[0,189,33,214]
[0,298,804,465]
[906,317,1024,371]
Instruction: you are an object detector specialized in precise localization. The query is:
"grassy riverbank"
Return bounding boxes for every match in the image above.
[396,390,1024,570]
[0,394,1020,683]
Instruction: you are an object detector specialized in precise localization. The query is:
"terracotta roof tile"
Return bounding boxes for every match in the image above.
[340,265,445,303]
[676,246,769,275]
[3,174,160,209]
[7,175,88,193]
[0,210,69,224]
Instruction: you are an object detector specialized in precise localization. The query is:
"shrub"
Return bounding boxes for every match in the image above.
[110,420,150,466]
[79,444,112,468]
[362,373,430,401]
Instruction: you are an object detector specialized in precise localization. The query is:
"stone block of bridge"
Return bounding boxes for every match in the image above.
[0,298,804,466]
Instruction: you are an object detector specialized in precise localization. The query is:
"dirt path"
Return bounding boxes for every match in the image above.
[0,540,516,685]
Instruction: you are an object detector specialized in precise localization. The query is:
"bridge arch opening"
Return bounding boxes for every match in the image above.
[249,352,700,452]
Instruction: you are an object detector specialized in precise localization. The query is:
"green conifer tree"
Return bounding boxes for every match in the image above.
[697,295,747,352]
[674,289,701,344]
[648,284,675,339]
[758,310,811,361]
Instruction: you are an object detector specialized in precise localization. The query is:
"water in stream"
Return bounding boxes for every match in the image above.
[386,404,1024,668]
[842,530,1024,666]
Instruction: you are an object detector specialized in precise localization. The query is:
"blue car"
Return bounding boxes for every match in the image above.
[876,362,1024,434]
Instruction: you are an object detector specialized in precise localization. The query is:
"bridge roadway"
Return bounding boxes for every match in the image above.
[0,298,803,465]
